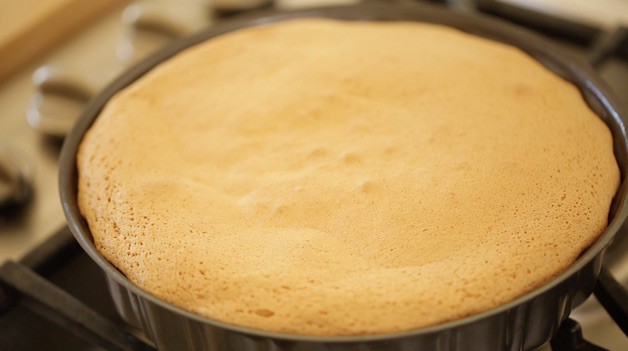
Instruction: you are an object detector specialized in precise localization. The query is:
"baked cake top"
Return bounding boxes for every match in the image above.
[77,19,619,336]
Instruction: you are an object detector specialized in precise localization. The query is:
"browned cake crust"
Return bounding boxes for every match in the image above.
[77,19,619,336]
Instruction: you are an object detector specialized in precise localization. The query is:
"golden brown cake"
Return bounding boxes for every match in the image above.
[77,19,619,336]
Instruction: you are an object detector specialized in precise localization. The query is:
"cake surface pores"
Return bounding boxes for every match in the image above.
[77,19,619,336]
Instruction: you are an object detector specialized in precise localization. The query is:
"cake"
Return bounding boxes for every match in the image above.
[77,19,619,336]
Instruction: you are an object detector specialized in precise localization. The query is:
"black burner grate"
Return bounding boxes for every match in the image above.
[0,228,156,351]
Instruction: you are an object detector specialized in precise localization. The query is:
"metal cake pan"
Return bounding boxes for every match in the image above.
[59,2,628,350]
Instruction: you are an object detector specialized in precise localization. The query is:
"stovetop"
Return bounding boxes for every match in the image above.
[0,228,121,351]
[0,0,627,350]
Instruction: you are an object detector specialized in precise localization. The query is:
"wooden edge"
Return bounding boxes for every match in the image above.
[0,0,127,83]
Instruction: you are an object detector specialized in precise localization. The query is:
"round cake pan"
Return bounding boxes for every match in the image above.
[59,2,628,351]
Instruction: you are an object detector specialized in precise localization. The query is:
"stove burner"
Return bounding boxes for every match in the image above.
[117,1,212,64]
[0,145,32,211]
[26,66,94,137]
[550,319,606,351]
